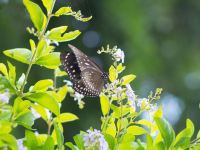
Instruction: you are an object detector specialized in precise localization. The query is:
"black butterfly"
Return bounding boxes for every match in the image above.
[60,44,108,97]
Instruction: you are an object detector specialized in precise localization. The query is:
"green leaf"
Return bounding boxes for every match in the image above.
[55,67,67,77]
[173,119,194,149]
[23,0,47,31]
[0,121,12,134]
[73,134,85,150]
[0,105,12,121]
[32,79,53,92]
[153,106,163,118]
[65,142,79,150]
[186,119,194,137]
[127,125,147,135]
[118,142,136,150]
[42,136,54,150]
[105,119,116,137]
[121,74,136,85]
[41,0,53,13]
[137,119,153,129]
[111,105,130,118]
[0,76,15,93]
[154,141,165,150]
[154,117,175,149]
[146,134,153,150]
[7,61,16,86]
[3,48,32,64]
[55,113,78,123]
[100,94,110,116]
[47,26,68,38]
[29,39,36,53]
[54,121,64,149]
[13,97,31,117]
[0,134,18,150]
[25,92,60,115]
[104,134,116,150]
[16,73,25,90]
[116,63,125,73]
[47,28,81,42]
[54,7,72,16]
[56,85,68,102]
[31,103,48,121]
[25,130,38,149]
[121,133,135,143]
[15,110,35,129]
[36,39,47,59]
[117,118,128,130]
[109,65,118,82]
[35,52,60,69]
[197,130,200,138]
[0,63,8,77]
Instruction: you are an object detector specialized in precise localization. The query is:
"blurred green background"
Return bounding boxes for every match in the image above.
[0,0,200,141]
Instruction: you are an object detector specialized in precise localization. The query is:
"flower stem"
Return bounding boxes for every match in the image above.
[19,0,56,96]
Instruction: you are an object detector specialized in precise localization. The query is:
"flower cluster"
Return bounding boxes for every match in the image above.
[97,45,125,63]
[83,129,108,150]
[74,92,85,109]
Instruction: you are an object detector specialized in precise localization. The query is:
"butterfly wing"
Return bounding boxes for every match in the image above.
[73,79,99,97]
[81,68,104,95]
[68,44,103,72]
[60,52,81,82]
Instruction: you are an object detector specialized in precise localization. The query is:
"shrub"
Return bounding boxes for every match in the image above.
[0,0,199,150]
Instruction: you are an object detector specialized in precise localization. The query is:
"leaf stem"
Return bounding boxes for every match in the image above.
[19,0,56,96]
[47,121,53,135]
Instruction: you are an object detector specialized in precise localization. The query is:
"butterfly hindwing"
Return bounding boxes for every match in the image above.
[81,68,104,95]
[73,80,99,97]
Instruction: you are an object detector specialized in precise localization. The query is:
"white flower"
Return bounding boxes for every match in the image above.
[74,92,85,109]
[83,129,108,150]
[0,91,10,104]
[17,139,27,150]
[63,80,73,86]
[126,84,136,110]
[113,48,125,63]
[112,87,124,99]
[126,84,135,101]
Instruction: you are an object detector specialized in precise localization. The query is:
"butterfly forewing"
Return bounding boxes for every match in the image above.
[68,44,103,72]
[60,52,81,82]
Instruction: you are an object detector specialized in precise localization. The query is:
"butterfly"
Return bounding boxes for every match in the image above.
[60,44,108,97]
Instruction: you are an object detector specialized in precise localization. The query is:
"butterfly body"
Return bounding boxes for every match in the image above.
[60,44,108,97]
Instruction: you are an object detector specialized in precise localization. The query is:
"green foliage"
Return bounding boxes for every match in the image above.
[23,0,47,32]
[0,0,199,150]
